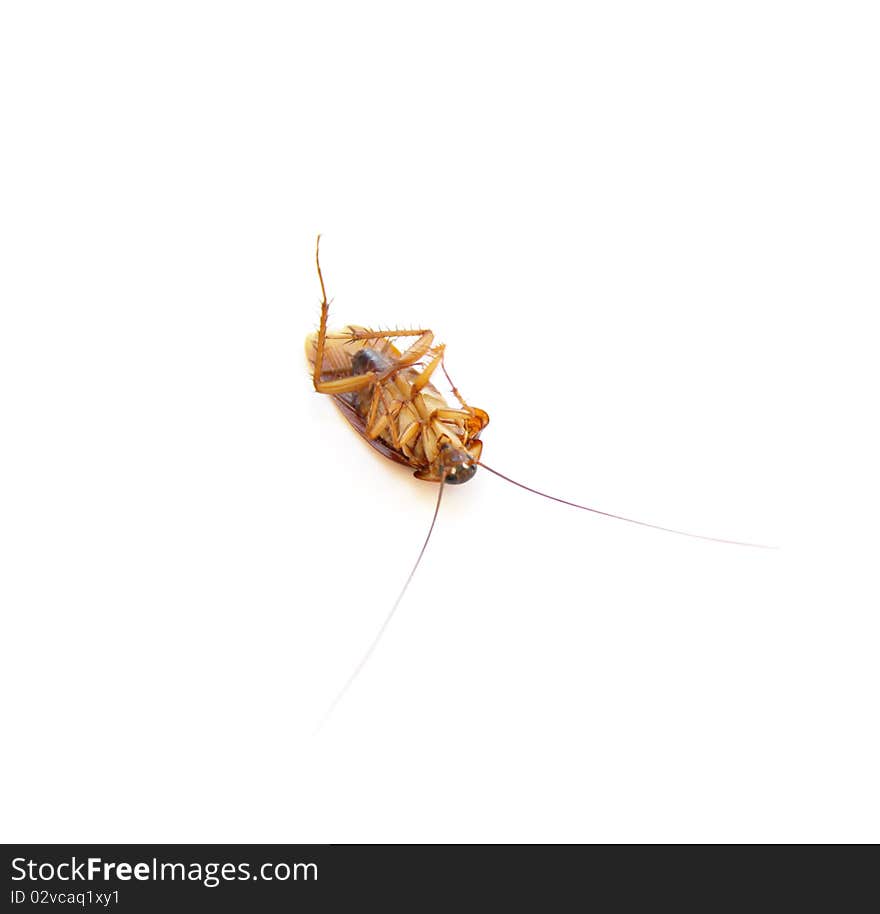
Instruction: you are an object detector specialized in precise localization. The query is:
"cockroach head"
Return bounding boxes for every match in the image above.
[438,442,477,485]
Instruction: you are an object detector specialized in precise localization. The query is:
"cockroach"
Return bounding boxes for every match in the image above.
[306,236,771,724]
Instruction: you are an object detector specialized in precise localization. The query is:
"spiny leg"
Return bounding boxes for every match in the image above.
[346,327,429,343]
[335,328,434,395]
[312,365,354,380]
[379,330,434,380]
[311,239,435,419]
[311,235,332,392]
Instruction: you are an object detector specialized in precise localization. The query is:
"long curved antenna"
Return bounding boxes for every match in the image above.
[315,478,447,733]
[477,461,774,549]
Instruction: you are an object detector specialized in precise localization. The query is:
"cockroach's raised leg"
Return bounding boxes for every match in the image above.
[312,237,381,396]
[311,235,332,392]
[312,235,432,396]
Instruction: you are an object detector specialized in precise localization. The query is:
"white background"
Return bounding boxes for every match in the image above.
[2,2,878,842]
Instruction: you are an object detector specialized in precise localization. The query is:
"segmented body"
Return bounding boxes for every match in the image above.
[305,325,489,483]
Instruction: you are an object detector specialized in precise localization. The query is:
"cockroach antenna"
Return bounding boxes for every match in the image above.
[476,461,775,549]
[315,478,446,733]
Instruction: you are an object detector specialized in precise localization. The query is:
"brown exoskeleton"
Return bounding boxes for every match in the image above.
[305,239,489,486]
[306,236,772,727]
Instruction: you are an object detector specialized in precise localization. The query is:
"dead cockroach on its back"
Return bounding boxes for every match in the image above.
[306,236,771,725]
[304,246,488,485]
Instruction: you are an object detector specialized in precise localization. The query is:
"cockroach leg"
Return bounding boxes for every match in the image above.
[379,386,403,450]
[398,419,420,450]
[311,236,331,393]
[312,240,388,396]
[313,365,353,380]
[422,422,439,463]
[313,371,377,395]
[346,327,428,343]
[432,420,463,448]
[439,357,489,435]
[365,378,383,431]
[409,345,446,396]
[378,330,434,379]
[429,407,474,422]
[367,412,390,440]
[428,406,489,440]
[441,357,471,409]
